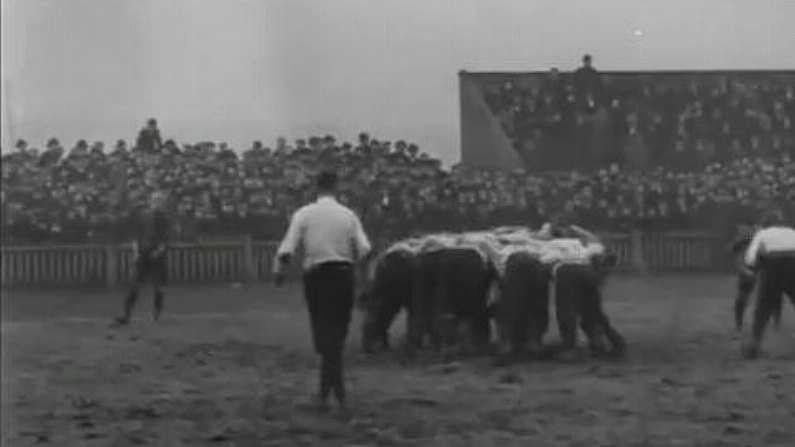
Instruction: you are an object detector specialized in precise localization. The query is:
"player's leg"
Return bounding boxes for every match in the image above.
[302,267,335,411]
[734,271,755,331]
[152,256,167,321]
[780,256,795,318]
[598,307,627,358]
[574,265,608,357]
[114,256,148,325]
[407,253,435,352]
[554,265,580,360]
[326,264,354,409]
[526,260,550,357]
[744,258,783,359]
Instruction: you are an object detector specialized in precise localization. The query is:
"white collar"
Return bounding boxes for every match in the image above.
[317,195,337,204]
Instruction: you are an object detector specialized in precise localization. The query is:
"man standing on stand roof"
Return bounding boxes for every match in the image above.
[135,118,163,153]
[273,170,372,414]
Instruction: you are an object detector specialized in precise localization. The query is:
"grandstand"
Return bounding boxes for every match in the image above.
[2,126,793,286]
[4,64,793,258]
[460,69,795,172]
[3,133,793,245]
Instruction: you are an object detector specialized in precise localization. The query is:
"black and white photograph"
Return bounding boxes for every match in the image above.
[1,0,794,445]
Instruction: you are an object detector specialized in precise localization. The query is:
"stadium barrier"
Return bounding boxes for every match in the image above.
[1,231,723,288]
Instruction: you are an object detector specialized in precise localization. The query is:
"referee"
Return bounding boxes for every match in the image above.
[274,170,372,413]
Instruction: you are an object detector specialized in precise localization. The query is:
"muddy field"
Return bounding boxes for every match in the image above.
[2,275,794,447]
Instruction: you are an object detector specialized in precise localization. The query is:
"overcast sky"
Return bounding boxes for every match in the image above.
[2,0,794,163]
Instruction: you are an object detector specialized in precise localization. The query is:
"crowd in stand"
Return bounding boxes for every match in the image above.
[3,123,793,245]
[482,55,795,171]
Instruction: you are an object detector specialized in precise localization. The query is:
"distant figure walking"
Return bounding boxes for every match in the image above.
[273,170,372,414]
[113,191,170,325]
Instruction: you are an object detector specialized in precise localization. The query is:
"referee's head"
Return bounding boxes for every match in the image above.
[316,170,338,196]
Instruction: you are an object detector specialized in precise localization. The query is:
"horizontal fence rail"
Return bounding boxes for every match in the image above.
[1,231,722,288]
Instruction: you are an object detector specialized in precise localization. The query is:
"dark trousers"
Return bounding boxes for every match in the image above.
[496,253,549,358]
[555,263,625,357]
[734,270,756,330]
[748,254,795,354]
[120,254,167,322]
[303,261,354,404]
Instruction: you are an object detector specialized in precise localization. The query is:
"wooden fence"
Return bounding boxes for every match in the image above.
[1,232,725,288]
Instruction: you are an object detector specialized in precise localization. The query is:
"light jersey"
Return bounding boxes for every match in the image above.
[376,228,606,280]
[371,227,609,311]
[417,233,460,253]
[744,226,795,268]
[384,238,425,255]
[491,240,548,277]
[275,196,372,272]
[489,238,606,278]
[539,238,605,265]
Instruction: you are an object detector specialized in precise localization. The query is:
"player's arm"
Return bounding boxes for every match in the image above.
[568,224,600,244]
[351,213,373,263]
[743,231,764,270]
[350,213,374,296]
[273,208,305,283]
[536,223,553,240]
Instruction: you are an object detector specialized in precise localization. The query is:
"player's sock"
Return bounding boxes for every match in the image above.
[153,291,164,321]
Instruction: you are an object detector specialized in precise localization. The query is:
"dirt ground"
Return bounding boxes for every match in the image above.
[2,275,794,447]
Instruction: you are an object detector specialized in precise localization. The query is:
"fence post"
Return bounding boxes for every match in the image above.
[105,245,118,289]
[631,229,649,275]
[242,235,256,283]
[1,249,10,288]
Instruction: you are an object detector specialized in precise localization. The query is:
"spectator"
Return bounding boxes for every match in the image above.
[135,118,163,153]
[573,54,603,113]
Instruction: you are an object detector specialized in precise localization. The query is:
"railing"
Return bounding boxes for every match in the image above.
[1,231,723,288]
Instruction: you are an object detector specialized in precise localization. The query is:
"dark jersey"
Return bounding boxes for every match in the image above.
[137,209,170,255]
[136,128,163,153]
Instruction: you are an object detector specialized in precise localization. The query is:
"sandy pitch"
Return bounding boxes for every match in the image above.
[2,276,794,446]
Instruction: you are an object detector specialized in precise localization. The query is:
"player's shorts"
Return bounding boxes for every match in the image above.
[736,269,756,294]
[134,254,168,284]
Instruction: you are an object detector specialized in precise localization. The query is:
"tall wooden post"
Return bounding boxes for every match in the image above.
[242,235,256,283]
[631,229,649,275]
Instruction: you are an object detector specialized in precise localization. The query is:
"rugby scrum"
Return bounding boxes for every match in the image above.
[359,219,795,363]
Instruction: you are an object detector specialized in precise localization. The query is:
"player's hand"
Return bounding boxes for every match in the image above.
[739,265,755,278]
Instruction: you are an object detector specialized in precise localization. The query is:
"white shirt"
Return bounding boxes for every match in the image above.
[276,196,372,271]
[744,226,795,267]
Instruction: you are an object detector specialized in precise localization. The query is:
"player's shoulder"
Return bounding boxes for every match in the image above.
[290,203,313,220]
[755,226,795,239]
[334,202,361,221]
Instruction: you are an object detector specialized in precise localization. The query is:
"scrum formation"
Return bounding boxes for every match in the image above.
[359,224,625,364]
